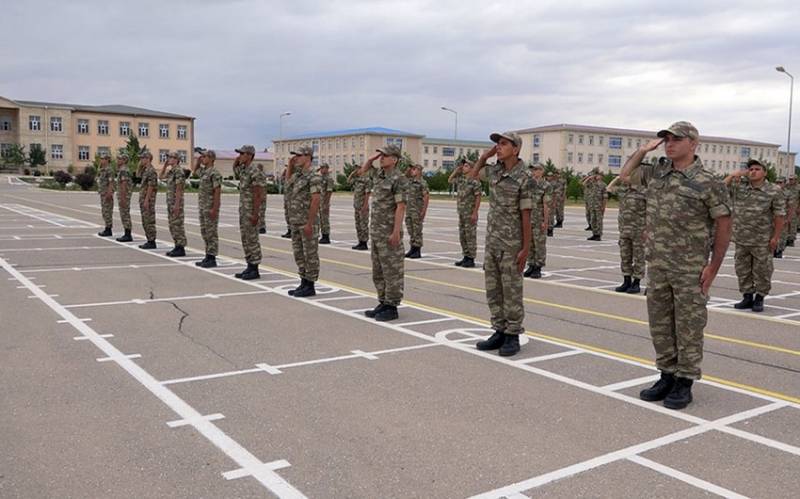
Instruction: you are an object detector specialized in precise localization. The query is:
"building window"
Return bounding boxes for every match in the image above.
[627,138,632,148]
[176,125,187,140]
[29,115,41,131]
[588,135,594,146]
[636,139,641,148]
[424,146,429,154]
[120,122,130,136]
[578,135,584,145]
[578,152,584,163]
[532,153,540,163]
[704,144,709,153]
[587,153,593,163]
[712,144,717,153]
[599,136,604,146]
[433,146,438,154]
[97,146,110,159]
[608,155,622,168]
[726,146,731,154]
[50,144,63,160]
[424,159,429,167]
[1,119,11,131]
[442,147,455,157]
[740,147,750,157]
[567,152,573,163]
[360,137,365,148]
[598,153,604,164]
[433,160,438,167]
[77,119,89,134]
[159,124,169,139]
[98,120,109,135]
[386,137,403,149]
[179,150,187,163]
[351,138,356,149]
[139,122,149,137]
[533,135,540,148]
[443,160,455,169]
[159,149,169,163]
[50,117,62,132]
[1,143,13,157]
[78,146,90,161]
[359,153,364,163]
[568,134,574,144]
[609,137,622,149]
[726,161,731,168]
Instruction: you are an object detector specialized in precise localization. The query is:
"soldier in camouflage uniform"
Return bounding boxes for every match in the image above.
[524,163,551,279]
[472,131,533,357]
[96,152,115,237]
[256,163,268,234]
[784,176,798,247]
[622,121,731,410]
[357,144,408,322]
[774,177,790,258]
[115,151,133,242]
[160,152,187,257]
[584,167,607,240]
[404,164,429,259]
[193,148,222,268]
[318,163,335,244]
[137,150,159,249]
[281,166,292,238]
[607,170,647,294]
[551,171,567,229]
[448,158,481,267]
[286,145,322,297]
[724,159,785,312]
[582,174,594,231]
[348,166,372,250]
[234,145,266,280]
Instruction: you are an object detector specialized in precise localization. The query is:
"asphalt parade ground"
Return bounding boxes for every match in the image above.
[1,175,799,498]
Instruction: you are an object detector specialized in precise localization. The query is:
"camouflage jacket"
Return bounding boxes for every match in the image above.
[97,167,115,194]
[729,179,785,246]
[320,173,335,208]
[370,166,408,236]
[485,158,533,252]
[530,177,552,223]
[287,168,322,226]
[617,183,647,234]
[197,166,223,210]
[164,166,185,207]
[456,175,482,216]
[116,167,132,196]
[406,177,429,215]
[588,179,607,209]
[238,163,267,214]
[351,172,372,207]
[138,166,158,201]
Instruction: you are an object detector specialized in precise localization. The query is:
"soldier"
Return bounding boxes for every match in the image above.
[281,166,292,238]
[774,177,789,258]
[608,170,647,294]
[115,151,133,242]
[137,150,158,249]
[448,158,481,267]
[96,152,115,237]
[348,166,372,250]
[524,163,551,279]
[724,159,785,312]
[286,146,322,297]
[233,145,266,280]
[785,176,798,247]
[256,163,268,234]
[582,173,594,231]
[404,164,429,259]
[584,167,607,241]
[471,131,533,357]
[318,162,335,244]
[552,170,567,229]
[160,152,187,257]
[193,148,222,268]
[621,121,731,410]
[356,144,408,322]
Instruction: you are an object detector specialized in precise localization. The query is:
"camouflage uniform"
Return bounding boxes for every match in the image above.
[351,172,372,243]
[527,176,552,268]
[288,168,322,282]
[282,168,292,231]
[641,156,731,380]
[370,166,408,306]
[730,178,785,296]
[405,176,429,248]
[785,180,799,244]
[138,165,158,242]
[617,175,647,279]
[198,164,223,256]
[258,193,267,232]
[776,183,791,252]
[239,163,267,264]
[97,166,115,228]
[549,175,566,228]
[588,178,607,237]
[456,174,482,258]
[484,159,533,336]
[583,177,594,226]
[165,166,187,247]
[116,167,133,231]
[318,172,335,235]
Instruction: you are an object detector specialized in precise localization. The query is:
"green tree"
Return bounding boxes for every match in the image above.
[336,161,360,191]
[122,135,143,174]
[455,150,479,168]
[1,144,26,169]
[397,151,415,173]
[27,144,47,170]
[425,170,450,192]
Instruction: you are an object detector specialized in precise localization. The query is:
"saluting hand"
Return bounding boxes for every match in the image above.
[640,138,664,153]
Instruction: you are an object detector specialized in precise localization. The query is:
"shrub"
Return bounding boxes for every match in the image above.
[74,173,96,191]
[53,170,73,186]
[66,164,76,174]
[83,165,97,176]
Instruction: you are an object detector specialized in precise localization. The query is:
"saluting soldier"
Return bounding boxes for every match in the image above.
[448,158,481,267]
[348,166,372,250]
[96,152,115,237]
[608,170,647,294]
[256,163,268,234]
[234,145,266,280]
[160,152,187,257]
[318,162,335,244]
[584,167,607,241]
[286,146,322,297]
[137,149,159,249]
[193,148,222,268]
[115,151,133,242]
[524,163,551,279]
[404,163,429,259]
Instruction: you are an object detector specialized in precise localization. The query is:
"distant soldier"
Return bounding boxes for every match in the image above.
[233,145,266,280]
[448,158,481,267]
[725,160,785,312]
[582,173,594,231]
[404,164,429,259]
[472,131,533,357]
[256,163,267,234]
[160,152,187,257]
[193,148,222,268]
[552,170,567,229]
[96,152,115,237]
[318,162,335,244]
[137,150,158,249]
[281,166,292,238]
[524,163,551,279]
[356,144,408,322]
[348,166,372,250]
[785,176,798,247]
[286,145,322,297]
[608,170,647,294]
[584,167,607,241]
[115,151,133,242]
[774,177,790,258]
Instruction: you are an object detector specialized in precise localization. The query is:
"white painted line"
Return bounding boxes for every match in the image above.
[351,350,380,360]
[602,375,660,392]
[223,459,292,481]
[22,262,183,273]
[0,245,123,252]
[312,294,370,303]
[255,363,283,375]
[516,350,583,364]
[57,318,91,323]
[395,317,457,327]
[166,413,225,428]
[74,334,113,340]
[97,354,142,362]
[160,368,264,386]
[64,290,272,309]
[260,278,299,284]
[628,456,748,498]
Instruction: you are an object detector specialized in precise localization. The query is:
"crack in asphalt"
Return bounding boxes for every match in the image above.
[167,301,236,367]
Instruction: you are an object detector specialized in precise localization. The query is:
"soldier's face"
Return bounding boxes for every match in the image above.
[496,139,519,161]
[380,154,397,168]
[748,166,766,181]
[533,169,544,179]
[100,158,109,167]
[117,159,126,167]
[663,135,696,160]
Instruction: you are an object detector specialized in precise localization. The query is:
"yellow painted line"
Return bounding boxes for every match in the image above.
[703,375,800,404]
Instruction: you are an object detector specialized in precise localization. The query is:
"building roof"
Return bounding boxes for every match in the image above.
[214,150,274,161]
[515,123,780,147]
[11,98,193,119]
[422,137,494,146]
[281,127,425,141]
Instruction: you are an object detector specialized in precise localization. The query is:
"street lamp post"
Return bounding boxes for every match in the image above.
[441,106,458,141]
[776,66,794,175]
[278,111,291,191]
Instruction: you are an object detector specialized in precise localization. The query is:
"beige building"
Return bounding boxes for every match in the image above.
[421,137,494,171]
[514,123,793,177]
[0,96,194,173]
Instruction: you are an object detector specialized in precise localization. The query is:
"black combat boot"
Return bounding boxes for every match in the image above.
[498,334,521,357]
[584,225,592,231]
[787,239,795,247]
[352,241,368,250]
[166,246,186,257]
[476,330,506,351]
[454,257,465,266]
[199,255,217,268]
[461,256,475,268]
[547,228,554,237]
[615,276,632,293]
[293,279,316,298]
[524,264,535,277]
[195,255,209,266]
[587,234,601,241]
[365,303,386,318]
[733,293,754,309]
[259,227,267,234]
[554,220,563,228]
[375,304,398,322]
[138,240,156,249]
[530,266,542,279]
[774,250,783,258]
[239,263,260,280]
[751,294,765,312]
[319,234,331,244]
[663,377,693,410]
[640,372,675,401]
[116,229,132,242]
[407,246,421,259]
[288,278,307,296]
[626,278,641,294]
[98,227,112,237]
[281,227,292,238]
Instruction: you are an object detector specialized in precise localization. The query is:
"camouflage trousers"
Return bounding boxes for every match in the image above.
[138,195,156,242]
[484,246,524,336]
[100,195,114,228]
[527,218,547,267]
[199,209,219,256]
[589,206,604,237]
[618,231,645,279]
[548,200,564,228]
[734,244,773,295]
[258,196,267,231]
[371,236,405,306]
[555,198,564,223]
[646,268,707,380]
[778,220,790,252]
[405,211,423,247]
[283,193,291,228]
[239,212,261,264]
[791,211,799,238]
[585,202,591,225]
[117,191,132,231]
[458,212,477,258]
[319,202,331,235]
[291,224,320,281]
[167,202,187,246]
[354,205,370,243]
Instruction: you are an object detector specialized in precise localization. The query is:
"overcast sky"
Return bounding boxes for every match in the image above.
[3,0,800,152]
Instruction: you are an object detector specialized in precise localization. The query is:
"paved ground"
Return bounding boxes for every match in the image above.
[1,174,798,498]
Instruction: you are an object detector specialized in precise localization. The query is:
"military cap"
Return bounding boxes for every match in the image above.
[376,144,402,158]
[777,176,787,182]
[457,157,468,165]
[746,158,765,169]
[489,131,522,148]
[139,149,153,159]
[235,145,256,155]
[290,145,314,156]
[167,151,180,159]
[319,162,330,169]
[657,121,699,141]
[196,147,216,159]
[117,150,129,160]
[98,151,111,160]
[589,167,601,175]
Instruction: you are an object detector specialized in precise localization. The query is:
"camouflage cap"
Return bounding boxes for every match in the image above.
[290,145,314,156]
[98,151,111,160]
[777,176,787,183]
[117,150,129,161]
[657,121,699,141]
[235,145,256,155]
[376,144,402,158]
[139,148,153,159]
[167,151,180,159]
[590,167,601,175]
[197,148,216,160]
[489,131,522,148]
[319,162,330,169]
[746,158,765,169]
